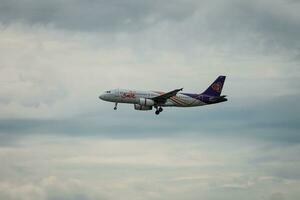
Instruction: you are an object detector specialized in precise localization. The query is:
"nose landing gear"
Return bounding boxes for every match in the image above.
[155,106,163,115]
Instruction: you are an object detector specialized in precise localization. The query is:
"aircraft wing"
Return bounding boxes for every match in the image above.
[152,88,183,103]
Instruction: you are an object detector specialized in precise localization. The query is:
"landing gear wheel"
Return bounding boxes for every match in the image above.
[155,110,160,115]
[114,102,118,110]
[158,107,163,112]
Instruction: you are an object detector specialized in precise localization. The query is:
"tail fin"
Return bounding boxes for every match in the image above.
[201,76,226,97]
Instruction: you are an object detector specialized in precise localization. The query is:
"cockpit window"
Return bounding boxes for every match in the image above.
[106,91,111,93]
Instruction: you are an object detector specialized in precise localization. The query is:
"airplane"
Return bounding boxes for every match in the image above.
[99,76,227,115]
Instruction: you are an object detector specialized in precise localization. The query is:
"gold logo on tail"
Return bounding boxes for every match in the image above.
[211,82,222,93]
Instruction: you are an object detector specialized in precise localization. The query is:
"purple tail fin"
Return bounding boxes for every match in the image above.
[201,76,226,97]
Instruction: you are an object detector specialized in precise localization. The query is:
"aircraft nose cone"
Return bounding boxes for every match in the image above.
[99,94,104,100]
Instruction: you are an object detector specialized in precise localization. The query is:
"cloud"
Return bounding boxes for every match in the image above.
[0,1,300,199]
[269,192,285,200]
[0,21,298,118]
[1,0,299,55]
[0,0,197,32]
[0,92,299,147]
[0,136,300,200]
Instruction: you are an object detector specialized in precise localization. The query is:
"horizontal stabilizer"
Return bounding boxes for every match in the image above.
[209,95,227,102]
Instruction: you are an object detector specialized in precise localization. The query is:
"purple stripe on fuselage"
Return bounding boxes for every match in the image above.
[182,93,228,104]
[181,93,211,104]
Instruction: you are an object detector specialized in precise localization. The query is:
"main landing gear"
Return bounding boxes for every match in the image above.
[155,106,163,115]
[114,102,118,110]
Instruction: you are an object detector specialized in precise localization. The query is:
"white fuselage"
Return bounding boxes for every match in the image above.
[99,89,206,107]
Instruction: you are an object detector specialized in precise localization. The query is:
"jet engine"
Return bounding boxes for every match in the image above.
[134,104,153,110]
[139,98,155,106]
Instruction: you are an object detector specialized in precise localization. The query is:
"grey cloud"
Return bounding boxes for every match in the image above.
[1,94,299,144]
[1,0,299,48]
[269,193,285,200]
[0,0,196,32]
[1,135,299,200]
[249,144,300,181]
[0,57,69,108]
[47,192,91,200]
[1,0,299,60]
[0,1,300,199]
[0,133,22,146]
[0,176,102,200]
[167,0,300,55]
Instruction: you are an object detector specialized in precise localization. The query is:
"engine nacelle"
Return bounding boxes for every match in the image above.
[139,98,155,106]
[134,104,153,111]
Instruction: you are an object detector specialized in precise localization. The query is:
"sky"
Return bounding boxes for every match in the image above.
[0,0,300,199]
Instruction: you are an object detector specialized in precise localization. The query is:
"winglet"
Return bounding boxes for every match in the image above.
[173,88,183,93]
